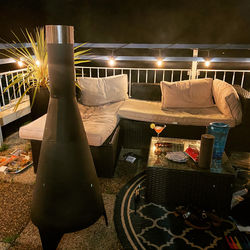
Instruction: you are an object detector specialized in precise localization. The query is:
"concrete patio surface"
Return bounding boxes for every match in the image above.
[1,131,249,250]
[0,131,147,250]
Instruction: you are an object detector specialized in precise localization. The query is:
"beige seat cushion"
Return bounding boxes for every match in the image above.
[19,102,124,146]
[78,74,128,106]
[118,99,235,127]
[213,79,242,125]
[161,78,214,109]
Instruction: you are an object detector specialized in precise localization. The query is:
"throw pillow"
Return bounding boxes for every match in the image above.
[160,78,214,109]
[78,74,128,106]
[212,79,242,125]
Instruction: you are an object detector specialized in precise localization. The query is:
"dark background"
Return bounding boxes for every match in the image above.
[0,0,250,74]
[0,0,250,43]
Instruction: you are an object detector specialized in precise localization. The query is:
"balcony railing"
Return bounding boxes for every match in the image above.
[0,68,28,111]
[197,69,250,87]
[75,66,191,97]
[1,66,250,110]
[0,65,249,145]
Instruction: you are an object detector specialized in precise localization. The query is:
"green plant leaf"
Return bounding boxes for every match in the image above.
[74,60,90,65]
[3,27,90,110]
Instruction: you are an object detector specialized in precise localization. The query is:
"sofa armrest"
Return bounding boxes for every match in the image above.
[233,85,250,126]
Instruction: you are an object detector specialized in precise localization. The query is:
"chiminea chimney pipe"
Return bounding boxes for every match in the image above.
[31,25,106,249]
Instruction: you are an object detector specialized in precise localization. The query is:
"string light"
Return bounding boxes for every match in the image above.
[156,49,164,67]
[204,50,211,67]
[156,58,163,67]
[36,60,40,66]
[17,60,24,67]
[108,56,116,67]
[107,48,117,67]
[204,59,211,67]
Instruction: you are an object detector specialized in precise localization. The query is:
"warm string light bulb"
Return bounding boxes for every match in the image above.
[108,57,116,67]
[156,48,164,67]
[204,60,211,67]
[17,60,24,67]
[36,60,40,66]
[204,50,211,67]
[156,58,163,67]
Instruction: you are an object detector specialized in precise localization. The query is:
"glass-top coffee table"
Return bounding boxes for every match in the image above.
[146,137,236,215]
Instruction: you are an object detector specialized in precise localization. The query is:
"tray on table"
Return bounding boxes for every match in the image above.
[0,149,33,174]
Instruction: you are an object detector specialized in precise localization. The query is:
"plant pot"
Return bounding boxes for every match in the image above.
[29,87,50,121]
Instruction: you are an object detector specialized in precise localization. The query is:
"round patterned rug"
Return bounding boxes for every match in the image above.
[114,172,237,250]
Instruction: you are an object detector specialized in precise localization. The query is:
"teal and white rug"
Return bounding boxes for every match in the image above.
[114,172,237,250]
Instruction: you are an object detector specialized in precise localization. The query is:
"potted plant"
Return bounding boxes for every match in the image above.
[1,27,89,120]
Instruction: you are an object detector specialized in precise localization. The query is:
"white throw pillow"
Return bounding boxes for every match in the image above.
[160,78,214,109]
[212,79,242,125]
[78,74,128,106]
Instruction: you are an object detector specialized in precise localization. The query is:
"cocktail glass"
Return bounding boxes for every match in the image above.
[154,124,166,138]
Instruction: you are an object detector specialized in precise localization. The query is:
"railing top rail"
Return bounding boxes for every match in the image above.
[75,66,190,71]
[197,69,250,73]
[0,68,26,76]
[2,67,250,75]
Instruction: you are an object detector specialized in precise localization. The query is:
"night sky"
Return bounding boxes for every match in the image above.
[0,0,250,43]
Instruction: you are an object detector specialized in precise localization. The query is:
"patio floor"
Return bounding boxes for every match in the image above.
[0,131,148,250]
[0,131,249,249]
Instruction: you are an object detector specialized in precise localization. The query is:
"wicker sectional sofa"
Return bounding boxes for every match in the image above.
[119,82,250,153]
[19,76,250,177]
[19,101,123,177]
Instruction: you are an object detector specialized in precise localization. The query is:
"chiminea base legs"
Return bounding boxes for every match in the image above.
[39,229,64,250]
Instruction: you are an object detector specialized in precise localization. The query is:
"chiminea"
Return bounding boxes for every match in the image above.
[31,25,107,249]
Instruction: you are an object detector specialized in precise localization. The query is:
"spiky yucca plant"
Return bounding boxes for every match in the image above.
[2,27,88,110]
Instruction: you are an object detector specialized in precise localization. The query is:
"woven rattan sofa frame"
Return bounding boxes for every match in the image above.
[29,83,250,178]
[119,83,250,154]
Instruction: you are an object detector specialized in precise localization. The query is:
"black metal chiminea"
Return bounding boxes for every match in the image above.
[31,25,107,249]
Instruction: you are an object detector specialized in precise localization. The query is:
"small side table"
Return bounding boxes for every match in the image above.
[146,137,236,215]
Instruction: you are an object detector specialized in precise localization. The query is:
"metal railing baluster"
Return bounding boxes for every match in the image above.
[232,72,235,85]
[129,69,132,97]
[21,70,26,93]
[11,73,17,99]
[4,75,11,104]
[241,72,245,87]
[16,72,22,98]
[0,76,5,107]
